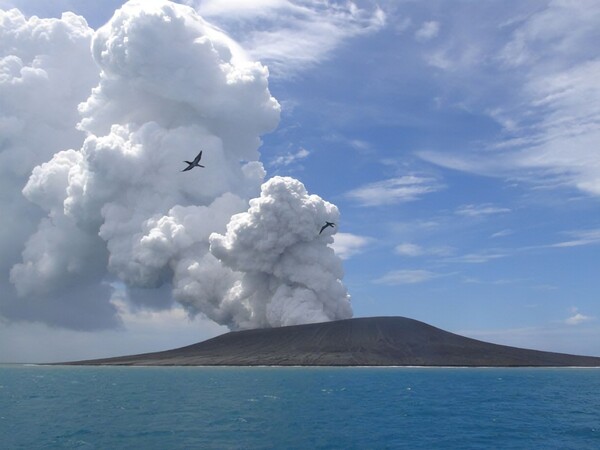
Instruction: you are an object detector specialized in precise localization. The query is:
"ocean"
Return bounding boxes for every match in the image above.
[1,365,599,449]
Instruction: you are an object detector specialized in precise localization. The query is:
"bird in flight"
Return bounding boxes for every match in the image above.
[319,221,335,234]
[182,150,205,172]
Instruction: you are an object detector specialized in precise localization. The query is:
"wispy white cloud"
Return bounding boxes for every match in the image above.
[512,59,600,196]
[330,232,372,260]
[390,219,441,234]
[346,175,443,206]
[455,203,511,218]
[394,16,412,34]
[565,308,595,326]
[395,242,453,257]
[415,20,440,42]
[565,314,593,326]
[424,50,453,70]
[191,0,291,17]
[531,284,558,292]
[394,243,423,257]
[418,1,600,199]
[550,229,600,248]
[270,147,310,167]
[444,227,600,265]
[193,0,386,77]
[461,276,530,286]
[374,269,438,285]
[499,0,600,68]
[348,139,371,152]
[491,229,513,238]
[418,150,505,176]
[445,250,508,264]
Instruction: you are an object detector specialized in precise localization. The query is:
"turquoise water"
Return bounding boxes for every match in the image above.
[1,366,599,449]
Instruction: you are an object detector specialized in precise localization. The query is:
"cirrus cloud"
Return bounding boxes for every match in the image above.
[191,0,386,77]
[346,175,443,206]
[374,269,438,285]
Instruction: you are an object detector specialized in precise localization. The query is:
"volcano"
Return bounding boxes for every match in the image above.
[65,316,600,366]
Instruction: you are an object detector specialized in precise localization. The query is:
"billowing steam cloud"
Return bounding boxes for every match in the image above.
[0,8,109,329]
[1,0,352,330]
[208,176,352,328]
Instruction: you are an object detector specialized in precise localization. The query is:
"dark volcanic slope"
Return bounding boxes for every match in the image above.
[68,316,600,366]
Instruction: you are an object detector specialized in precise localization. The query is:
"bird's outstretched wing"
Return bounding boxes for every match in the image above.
[319,222,335,234]
[181,150,203,171]
[192,150,203,164]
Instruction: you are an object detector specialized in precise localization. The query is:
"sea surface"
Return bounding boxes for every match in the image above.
[1,365,599,449]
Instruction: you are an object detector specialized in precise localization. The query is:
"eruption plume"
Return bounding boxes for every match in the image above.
[2,0,352,330]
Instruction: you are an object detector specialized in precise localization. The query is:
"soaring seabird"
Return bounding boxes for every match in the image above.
[319,221,335,234]
[182,150,205,172]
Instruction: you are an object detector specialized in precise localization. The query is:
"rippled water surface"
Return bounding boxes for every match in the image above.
[1,365,599,449]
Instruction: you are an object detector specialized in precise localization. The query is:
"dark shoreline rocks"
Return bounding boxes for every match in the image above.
[62,316,600,367]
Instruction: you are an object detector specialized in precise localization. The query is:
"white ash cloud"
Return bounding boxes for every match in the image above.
[209,176,352,328]
[0,8,110,328]
[2,0,352,331]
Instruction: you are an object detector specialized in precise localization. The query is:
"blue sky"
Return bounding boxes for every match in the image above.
[256,0,600,353]
[1,0,599,361]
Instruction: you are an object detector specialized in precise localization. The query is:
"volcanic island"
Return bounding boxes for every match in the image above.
[64,316,600,367]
